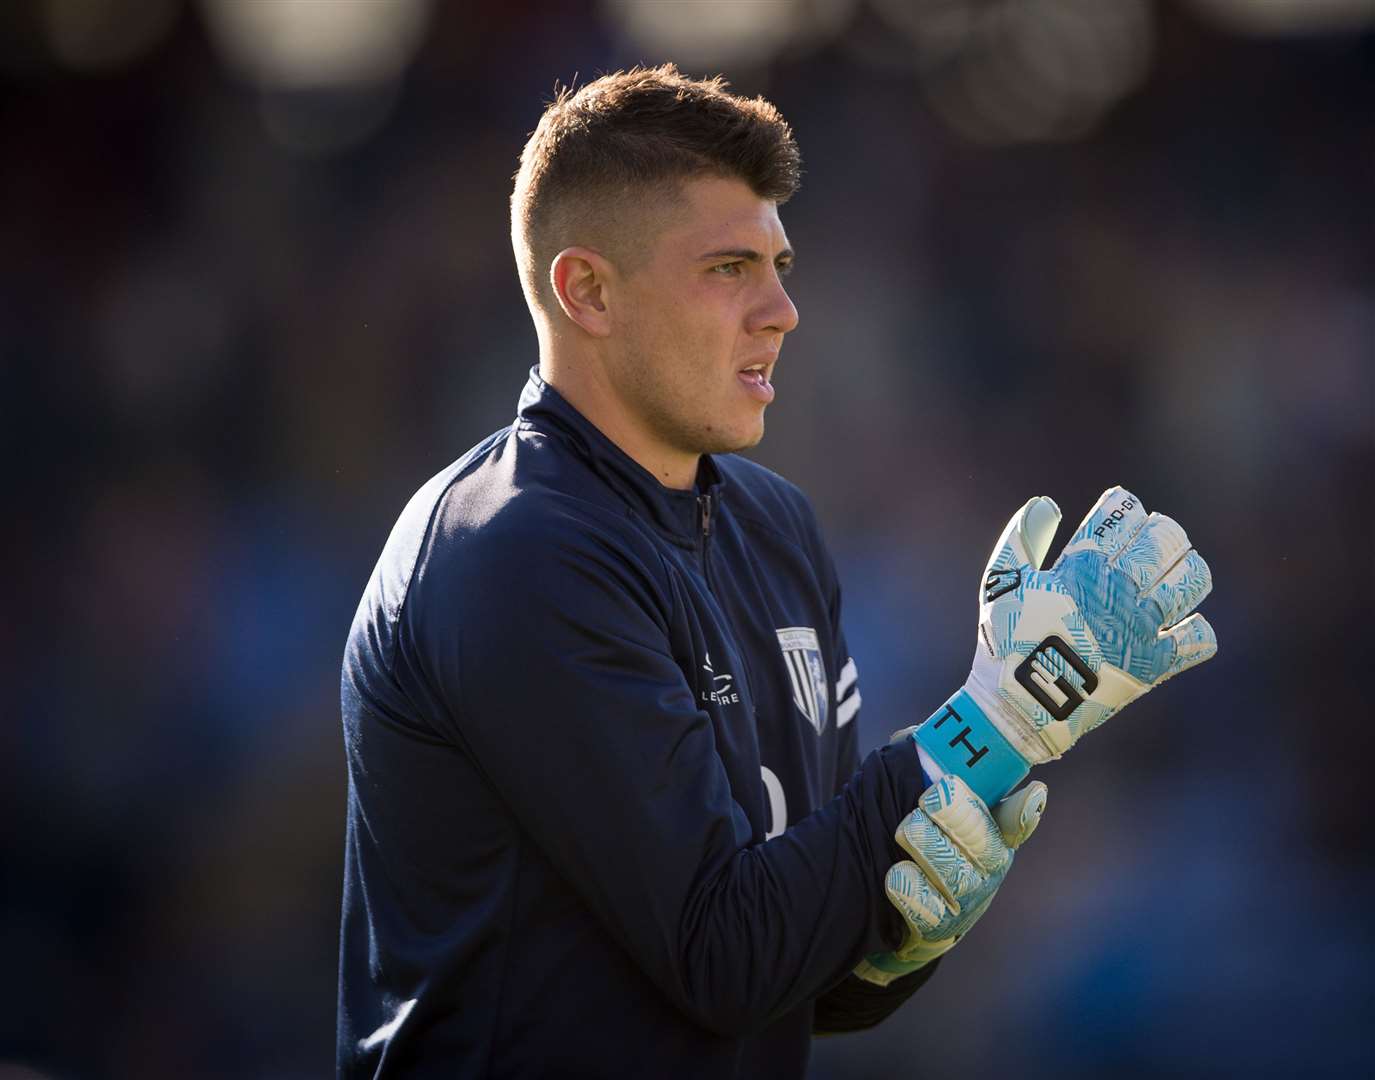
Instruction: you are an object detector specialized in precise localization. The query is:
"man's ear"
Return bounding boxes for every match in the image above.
[550,247,615,337]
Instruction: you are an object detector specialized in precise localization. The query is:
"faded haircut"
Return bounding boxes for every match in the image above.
[510,62,802,317]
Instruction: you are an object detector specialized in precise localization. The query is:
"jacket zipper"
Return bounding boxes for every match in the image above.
[697,493,716,585]
[696,492,757,708]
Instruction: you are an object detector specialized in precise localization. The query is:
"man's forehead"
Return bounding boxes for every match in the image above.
[667,177,791,253]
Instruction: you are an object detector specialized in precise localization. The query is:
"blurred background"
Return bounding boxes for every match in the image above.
[1,0,1371,1076]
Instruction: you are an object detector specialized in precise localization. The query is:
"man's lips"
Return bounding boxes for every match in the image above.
[737,361,775,403]
[737,355,776,379]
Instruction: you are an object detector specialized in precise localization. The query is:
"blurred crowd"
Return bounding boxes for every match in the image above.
[1,1,1371,1077]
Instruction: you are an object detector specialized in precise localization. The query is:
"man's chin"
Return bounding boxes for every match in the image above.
[737,422,765,451]
[698,415,764,454]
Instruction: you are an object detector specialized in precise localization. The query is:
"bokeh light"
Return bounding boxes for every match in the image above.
[40,0,180,73]
[197,0,434,157]
[198,0,433,88]
[873,0,1155,145]
[3,1,1372,1076]
[601,0,859,68]
[1186,0,1375,34]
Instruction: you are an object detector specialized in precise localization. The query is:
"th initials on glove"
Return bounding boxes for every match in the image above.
[914,487,1217,806]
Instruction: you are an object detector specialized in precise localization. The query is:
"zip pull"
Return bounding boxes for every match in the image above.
[698,493,713,538]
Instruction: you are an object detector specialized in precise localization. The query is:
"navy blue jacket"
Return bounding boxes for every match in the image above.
[338,370,935,1077]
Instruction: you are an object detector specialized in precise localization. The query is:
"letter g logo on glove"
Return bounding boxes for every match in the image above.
[914,486,1218,807]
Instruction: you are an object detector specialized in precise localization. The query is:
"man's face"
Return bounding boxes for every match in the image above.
[606,175,799,465]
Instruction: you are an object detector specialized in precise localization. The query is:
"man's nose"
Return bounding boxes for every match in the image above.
[752,274,799,336]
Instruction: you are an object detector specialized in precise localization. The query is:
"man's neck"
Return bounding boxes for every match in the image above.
[539,357,700,491]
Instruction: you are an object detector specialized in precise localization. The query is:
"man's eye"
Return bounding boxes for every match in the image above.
[711,262,743,276]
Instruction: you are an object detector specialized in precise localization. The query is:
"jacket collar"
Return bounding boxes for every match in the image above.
[516,367,724,546]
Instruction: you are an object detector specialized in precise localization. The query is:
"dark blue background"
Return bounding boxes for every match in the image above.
[3,1,1371,1076]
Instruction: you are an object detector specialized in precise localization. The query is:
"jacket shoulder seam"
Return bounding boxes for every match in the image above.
[387,431,508,678]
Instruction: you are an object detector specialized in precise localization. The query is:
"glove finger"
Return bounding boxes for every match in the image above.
[1160,612,1218,681]
[885,860,949,935]
[982,496,1063,596]
[939,889,998,944]
[1114,513,1193,592]
[919,774,1010,878]
[894,803,983,914]
[1144,548,1213,628]
[895,889,995,965]
[993,780,1048,850]
[1054,486,1148,566]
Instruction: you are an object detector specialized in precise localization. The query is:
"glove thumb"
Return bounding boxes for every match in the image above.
[993,780,1048,850]
[982,497,1062,590]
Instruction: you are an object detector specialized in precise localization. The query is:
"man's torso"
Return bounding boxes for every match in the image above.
[337,373,861,1077]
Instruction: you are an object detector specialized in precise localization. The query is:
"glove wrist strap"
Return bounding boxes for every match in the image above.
[911,687,1029,806]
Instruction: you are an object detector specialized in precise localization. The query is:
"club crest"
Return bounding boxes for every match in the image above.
[776,626,828,735]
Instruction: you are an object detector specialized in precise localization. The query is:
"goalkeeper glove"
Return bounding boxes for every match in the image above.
[855,774,1046,987]
[914,486,1216,806]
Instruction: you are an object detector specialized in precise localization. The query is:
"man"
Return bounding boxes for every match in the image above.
[338,64,1215,1077]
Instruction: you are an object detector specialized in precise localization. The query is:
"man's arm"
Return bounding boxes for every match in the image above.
[411,510,923,1037]
[813,958,942,1034]
[810,546,943,1033]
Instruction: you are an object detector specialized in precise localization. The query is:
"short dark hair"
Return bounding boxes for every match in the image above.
[510,63,802,316]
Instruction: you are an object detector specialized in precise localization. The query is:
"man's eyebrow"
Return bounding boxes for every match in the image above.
[697,247,795,264]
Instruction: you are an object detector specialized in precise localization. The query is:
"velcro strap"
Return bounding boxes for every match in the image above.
[913,689,1028,806]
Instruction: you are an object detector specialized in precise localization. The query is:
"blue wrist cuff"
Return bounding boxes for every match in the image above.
[912,688,1028,806]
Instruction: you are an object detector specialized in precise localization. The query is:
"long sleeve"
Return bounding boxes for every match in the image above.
[409,508,925,1037]
[809,535,943,1034]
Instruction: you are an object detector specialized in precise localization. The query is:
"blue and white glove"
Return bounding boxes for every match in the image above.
[855,774,1047,987]
[914,487,1217,806]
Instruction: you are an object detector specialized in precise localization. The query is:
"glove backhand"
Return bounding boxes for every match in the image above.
[915,486,1217,806]
[855,775,1046,987]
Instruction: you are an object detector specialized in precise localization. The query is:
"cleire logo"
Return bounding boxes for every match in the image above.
[702,653,740,706]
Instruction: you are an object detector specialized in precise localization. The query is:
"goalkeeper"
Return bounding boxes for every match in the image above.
[337,64,1216,1078]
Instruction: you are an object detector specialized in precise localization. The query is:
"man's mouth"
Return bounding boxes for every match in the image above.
[739,362,769,387]
[737,361,775,403]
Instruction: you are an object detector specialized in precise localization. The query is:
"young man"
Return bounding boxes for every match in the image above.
[337,65,1215,1078]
